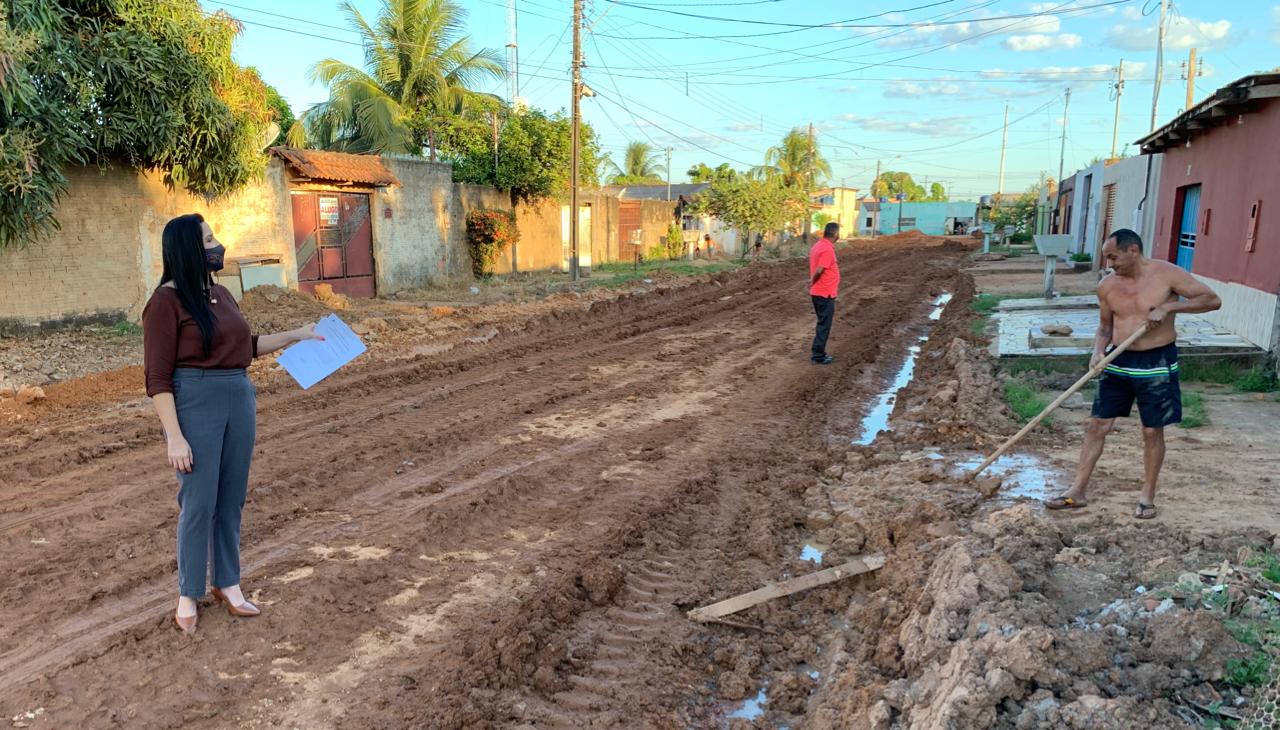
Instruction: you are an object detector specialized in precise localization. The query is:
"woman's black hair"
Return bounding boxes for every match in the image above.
[159,213,217,356]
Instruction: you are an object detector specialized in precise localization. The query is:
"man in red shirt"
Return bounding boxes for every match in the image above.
[809,222,841,364]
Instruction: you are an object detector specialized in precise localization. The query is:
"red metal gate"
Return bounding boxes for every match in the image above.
[290,191,375,298]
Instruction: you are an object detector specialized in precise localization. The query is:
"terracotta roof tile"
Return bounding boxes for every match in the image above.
[270,147,400,186]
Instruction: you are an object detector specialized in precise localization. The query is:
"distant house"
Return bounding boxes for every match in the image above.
[810,187,860,231]
[860,197,880,236]
[1052,174,1076,235]
[1136,72,1280,353]
[602,183,742,258]
[873,200,977,236]
[1053,153,1163,260]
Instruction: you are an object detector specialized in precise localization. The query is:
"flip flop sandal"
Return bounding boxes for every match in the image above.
[1045,495,1088,510]
[1134,502,1157,520]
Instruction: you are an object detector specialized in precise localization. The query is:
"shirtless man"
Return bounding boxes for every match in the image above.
[1046,229,1221,519]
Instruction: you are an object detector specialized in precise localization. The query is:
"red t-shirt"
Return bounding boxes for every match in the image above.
[809,238,840,297]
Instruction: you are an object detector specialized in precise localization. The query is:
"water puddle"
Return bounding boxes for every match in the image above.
[728,687,767,720]
[953,452,1061,501]
[853,293,951,446]
[799,543,825,565]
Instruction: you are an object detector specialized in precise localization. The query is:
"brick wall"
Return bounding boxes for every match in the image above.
[0,163,294,326]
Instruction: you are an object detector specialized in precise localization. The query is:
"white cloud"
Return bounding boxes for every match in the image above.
[840,114,973,138]
[839,85,858,93]
[883,79,965,98]
[1103,16,1231,51]
[1121,6,1144,21]
[877,13,1061,48]
[1003,33,1082,52]
[725,121,760,132]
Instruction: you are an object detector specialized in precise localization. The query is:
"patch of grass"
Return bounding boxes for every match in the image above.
[1001,358,1091,376]
[88,320,142,339]
[1004,380,1050,423]
[1247,552,1280,585]
[1179,391,1209,429]
[1238,367,1279,393]
[970,319,988,338]
[986,245,1024,258]
[1226,620,1264,648]
[1224,653,1271,687]
[970,293,1003,314]
[1180,361,1279,392]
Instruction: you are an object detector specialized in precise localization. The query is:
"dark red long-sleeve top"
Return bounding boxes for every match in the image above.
[142,284,259,397]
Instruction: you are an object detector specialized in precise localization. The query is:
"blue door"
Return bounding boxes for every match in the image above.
[1176,184,1201,272]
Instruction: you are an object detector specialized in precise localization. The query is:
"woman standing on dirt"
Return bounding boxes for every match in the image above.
[143,213,322,634]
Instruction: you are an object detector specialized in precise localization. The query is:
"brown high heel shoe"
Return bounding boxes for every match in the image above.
[211,587,261,617]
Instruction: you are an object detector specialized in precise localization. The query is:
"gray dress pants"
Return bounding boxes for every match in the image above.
[172,368,256,598]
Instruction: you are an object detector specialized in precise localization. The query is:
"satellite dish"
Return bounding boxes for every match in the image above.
[260,122,281,151]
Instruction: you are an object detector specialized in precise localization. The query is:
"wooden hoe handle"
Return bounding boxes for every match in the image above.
[967,326,1149,481]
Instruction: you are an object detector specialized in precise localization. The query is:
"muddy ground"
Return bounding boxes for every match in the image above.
[2,236,1278,729]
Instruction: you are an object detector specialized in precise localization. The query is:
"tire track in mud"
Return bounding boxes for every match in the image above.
[0,241,970,728]
[0,261,805,685]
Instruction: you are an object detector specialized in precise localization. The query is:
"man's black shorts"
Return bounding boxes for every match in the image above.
[1091,341,1181,428]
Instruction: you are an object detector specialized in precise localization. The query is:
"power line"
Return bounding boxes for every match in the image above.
[592,91,758,167]
[598,0,1132,40]
[594,0,998,74]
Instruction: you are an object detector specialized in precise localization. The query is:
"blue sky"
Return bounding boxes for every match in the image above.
[214,0,1275,199]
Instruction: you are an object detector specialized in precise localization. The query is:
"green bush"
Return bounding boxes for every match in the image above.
[1069,252,1092,262]
[1224,653,1271,687]
[1004,380,1049,423]
[464,209,519,277]
[664,224,685,260]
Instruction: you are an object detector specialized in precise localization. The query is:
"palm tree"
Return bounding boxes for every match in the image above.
[759,128,831,189]
[301,0,505,157]
[609,141,664,183]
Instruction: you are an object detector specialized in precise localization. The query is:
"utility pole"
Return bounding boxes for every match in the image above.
[1182,47,1202,109]
[1150,0,1168,131]
[872,159,881,238]
[685,72,689,97]
[1110,60,1125,160]
[506,0,519,104]
[665,146,672,202]
[1057,88,1071,197]
[569,0,582,281]
[997,104,1009,195]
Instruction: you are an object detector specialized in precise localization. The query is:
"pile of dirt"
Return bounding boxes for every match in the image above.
[875,230,941,246]
[0,327,142,390]
[698,279,1276,728]
[708,435,1274,729]
[239,285,336,333]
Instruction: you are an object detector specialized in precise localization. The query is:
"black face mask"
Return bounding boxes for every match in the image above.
[205,244,226,272]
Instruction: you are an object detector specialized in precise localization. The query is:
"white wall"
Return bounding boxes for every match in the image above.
[1068,161,1105,256]
[1103,154,1164,256]
[1194,275,1280,352]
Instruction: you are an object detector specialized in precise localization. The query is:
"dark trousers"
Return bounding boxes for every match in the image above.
[811,295,836,360]
[172,368,256,598]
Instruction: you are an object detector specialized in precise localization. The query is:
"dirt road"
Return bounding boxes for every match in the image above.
[0,240,966,728]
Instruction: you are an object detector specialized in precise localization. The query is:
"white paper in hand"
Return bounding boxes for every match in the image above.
[277,314,367,389]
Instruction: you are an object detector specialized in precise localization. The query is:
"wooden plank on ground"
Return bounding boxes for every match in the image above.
[687,554,886,623]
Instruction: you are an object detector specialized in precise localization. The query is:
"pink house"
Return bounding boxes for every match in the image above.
[1138,72,1280,353]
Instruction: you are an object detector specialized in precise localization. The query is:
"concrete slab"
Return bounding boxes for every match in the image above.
[996,295,1098,312]
[994,305,1260,357]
